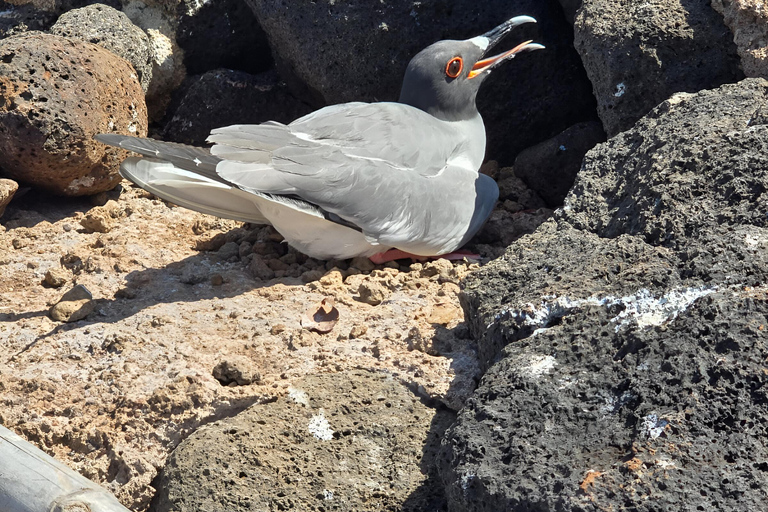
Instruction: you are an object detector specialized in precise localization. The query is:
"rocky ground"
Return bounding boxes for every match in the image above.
[0,179,546,510]
[2,0,768,510]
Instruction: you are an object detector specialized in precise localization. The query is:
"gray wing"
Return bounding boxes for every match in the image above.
[208,102,460,178]
[208,103,483,248]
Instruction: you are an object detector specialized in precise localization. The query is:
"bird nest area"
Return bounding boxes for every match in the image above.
[0,181,549,510]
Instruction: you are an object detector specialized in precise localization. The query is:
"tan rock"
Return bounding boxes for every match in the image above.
[80,207,115,233]
[50,284,94,322]
[358,280,389,305]
[0,179,18,218]
[42,268,69,288]
[712,0,768,78]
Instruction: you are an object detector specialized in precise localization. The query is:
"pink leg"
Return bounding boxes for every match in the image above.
[369,248,428,264]
[369,248,481,264]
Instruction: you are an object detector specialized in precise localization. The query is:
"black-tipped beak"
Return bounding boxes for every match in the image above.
[481,15,538,50]
[467,15,545,79]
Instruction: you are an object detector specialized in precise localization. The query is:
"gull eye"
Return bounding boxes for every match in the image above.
[445,57,463,78]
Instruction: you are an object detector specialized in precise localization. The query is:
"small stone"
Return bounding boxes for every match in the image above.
[213,358,261,386]
[301,270,324,283]
[0,179,18,218]
[267,258,290,271]
[89,191,110,206]
[210,274,224,286]
[319,270,345,288]
[358,280,388,305]
[349,256,376,272]
[42,268,69,288]
[216,241,240,261]
[50,284,94,322]
[80,206,115,233]
[271,324,286,335]
[421,258,453,281]
[325,259,348,271]
[248,257,275,281]
[196,232,227,251]
[180,267,207,285]
[349,324,368,339]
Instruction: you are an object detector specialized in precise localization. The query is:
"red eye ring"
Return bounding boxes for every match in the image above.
[445,57,463,78]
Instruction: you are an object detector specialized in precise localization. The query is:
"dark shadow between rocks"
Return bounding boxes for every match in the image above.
[1,186,122,228]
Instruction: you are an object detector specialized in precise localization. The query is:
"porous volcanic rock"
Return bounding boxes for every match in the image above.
[51,3,153,92]
[441,78,768,510]
[151,370,454,512]
[0,33,147,195]
[712,0,768,78]
[562,78,768,250]
[574,0,743,135]
[461,222,684,370]
[441,286,768,512]
[514,120,605,207]
[246,0,597,164]
[162,69,312,146]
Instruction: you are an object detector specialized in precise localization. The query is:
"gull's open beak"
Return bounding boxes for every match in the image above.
[467,15,545,79]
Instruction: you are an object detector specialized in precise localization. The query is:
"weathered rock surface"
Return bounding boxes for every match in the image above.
[0,33,148,195]
[574,0,743,135]
[176,0,272,75]
[442,286,768,511]
[441,78,768,510]
[0,178,488,508]
[514,121,605,207]
[151,370,454,512]
[0,179,18,218]
[51,3,153,92]
[712,0,768,78]
[247,0,596,164]
[121,0,186,120]
[562,79,768,251]
[162,69,312,146]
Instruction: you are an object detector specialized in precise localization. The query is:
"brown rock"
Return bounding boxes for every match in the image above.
[79,206,115,233]
[152,370,454,511]
[42,267,69,288]
[348,323,368,339]
[349,256,375,272]
[0,178,18,218]
[357,280,388,305]
[50,284,94,322]
[248,256,275,281]
[212,358,261,386]
[712,0,768,78]
[0,33,148,195]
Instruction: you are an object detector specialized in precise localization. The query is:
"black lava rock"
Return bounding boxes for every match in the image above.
[162,69,312,146]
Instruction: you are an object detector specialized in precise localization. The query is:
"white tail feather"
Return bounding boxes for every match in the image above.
[119,157,270,224]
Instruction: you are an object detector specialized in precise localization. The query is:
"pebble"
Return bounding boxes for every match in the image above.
[50,284,94,322]
[212,358,261,386]
[42,268,69,288]
[358,280,388,305]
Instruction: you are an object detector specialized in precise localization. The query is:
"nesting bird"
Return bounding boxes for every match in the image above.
[97,16,543,263]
